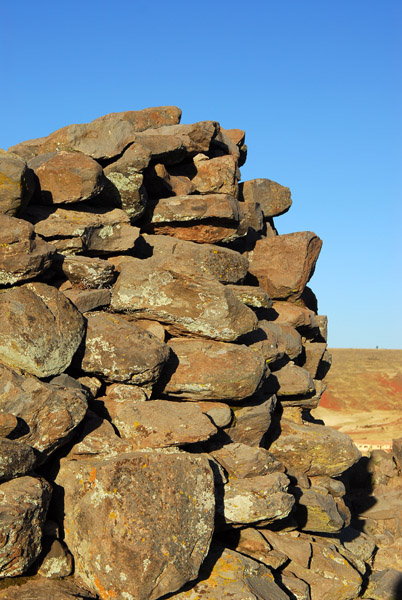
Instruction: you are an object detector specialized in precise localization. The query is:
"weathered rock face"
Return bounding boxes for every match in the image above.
[0,283,85,377]
[0,476,51,577]
[0,215,54,285]
[0,150,35,216]
[56,450,215,600]
[248,231,323,300]
[0,107,376,599]
[111,258,257,341]
[159,337,267,401]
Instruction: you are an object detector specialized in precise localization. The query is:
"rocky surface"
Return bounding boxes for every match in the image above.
[0,106,399,599]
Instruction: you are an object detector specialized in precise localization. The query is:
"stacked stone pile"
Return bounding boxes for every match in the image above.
[0,107,400,599]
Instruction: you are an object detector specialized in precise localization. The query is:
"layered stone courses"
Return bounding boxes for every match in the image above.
[0,105,388,600]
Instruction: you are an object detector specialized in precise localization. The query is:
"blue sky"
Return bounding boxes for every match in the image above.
[2,1,401,348]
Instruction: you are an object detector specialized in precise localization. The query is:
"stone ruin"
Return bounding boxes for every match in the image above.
[0,106,401,599]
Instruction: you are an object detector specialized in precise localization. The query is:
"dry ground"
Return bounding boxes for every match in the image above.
[311,348,402,451]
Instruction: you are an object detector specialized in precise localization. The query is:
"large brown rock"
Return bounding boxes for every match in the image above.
[0,149,35,216]
[144,193,240,243]
[240,178,292,218]
[143,233,249,284]
[24,204,140,255]
[0,283,84,377]
[171,545,289,600]
[102,398,217,449]
[58,254,116,288]
[211,443,284,479]
[78,311,169,385]
[267,418,361,477]
[0,476,51,577]
[30,151,104,204]
[9,106,182,161]
[0,578,98,599]
[273,362,315,396]
[294,486,346,533]
[56,450,215,600]
[0,215,54,286]
[217,472,294,526]
[159,337,267,401]
[0,364,87,457]
[0,438,37,481]
[227,396,276,446]
[111,258,257,341]
[248,231,323,300]
[188,153,238,196]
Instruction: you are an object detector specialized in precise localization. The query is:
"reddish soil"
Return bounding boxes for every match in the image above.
[312,348,402,451]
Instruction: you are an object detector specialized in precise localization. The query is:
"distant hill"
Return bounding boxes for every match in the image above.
[312,348,402,451]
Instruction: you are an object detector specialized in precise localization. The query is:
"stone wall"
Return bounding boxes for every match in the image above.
[0,107,400,599]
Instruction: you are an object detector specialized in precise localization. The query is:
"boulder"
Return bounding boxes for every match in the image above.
[272,363,315,396]
[143,233,249,284]
[211,443,284,479]
[188,153,238,196]
[0,215,54,286]
[0,363,87,458]
[78,311,169,385]
[226,285,272,308]
[170,545,290,600]
[159,337,266,401]
[237,198,265,236]
[30,151,104,204]
[294,486,346,533]
[248,231,322,300]
[0,149,35,215]
[111,258,257,341]
[363,569,402,600]
[217,472,294,526]
[303,340,328,378]
[144,193,240,243]
[194,401,233,428]
[240,178,292,218]
[227,396,276,446]
[62,288,111,312]
[271,300,318,328]
[0,438,37,481]
[9,106,182,161]
[0,578,98,599]
[56,450,215,600]
[37,538,74,578]
[0,412,18,438]
[102,398,217,449]
[0,476,51,577]
[267,418,361,477]
[58,254,116,288]
[262,530,312,569]
[0,283,84,377]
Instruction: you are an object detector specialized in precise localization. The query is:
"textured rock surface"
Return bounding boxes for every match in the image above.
[0,150,35,216]
[248,231,322,300]
[0,283,84,377]
[160,337,267,401]
[0,476,51,577]
[240,178,292,218]
[0,578,98,599]
[56,450,215,600]
[0,439,37,481]
[111,258,257,341]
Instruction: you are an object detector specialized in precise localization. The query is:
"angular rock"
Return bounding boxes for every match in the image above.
[0,412,18,438]
[194,401,233,428]
[159,337,266,401]
[267,418,361,477]
[189,153,238,196]
[0,283,84,377]
[262,530,312,569]
[240,178,292,218]
[102,398,217,449]
[132,317,166,341]
[392,437,402,472]
[294,486,346,533]
[283,538,362,600]
[280,574,311,600]
[23,204,140,255]
[248,231,323,300]
[103,144,150,221]
[0,438,37,481]
[211,443,284,479]
[245,321,302,364]
[237,198,265,236]
[144,193,240,243]
[363,569,402,600]
[217,472,294,526]
[143,233,249,284]
[10,106,182,161]
[273,363,315,396]
[170,546,289,600]
[0,476,51,577]
[145,162,195,198]
[38,539,74,578]
[56,450,215,600]
[0,215,54,286]
[227,396,276,446]
[228,528,278,566]
[111,258,257,341]
[0,149,35,216]
[226,285,272,308]
[0,578,98,599]
[62,287,111,312]
[0,363,87,457]
[58,254,116,288]
[30,151,104,204]
[271,300,318,328]
[303,340,327,378]
[78,311,169,385]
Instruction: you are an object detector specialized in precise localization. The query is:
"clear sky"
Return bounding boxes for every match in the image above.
[2,1,401,348]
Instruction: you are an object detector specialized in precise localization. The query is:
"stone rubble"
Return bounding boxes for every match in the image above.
[0,106,400,599]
